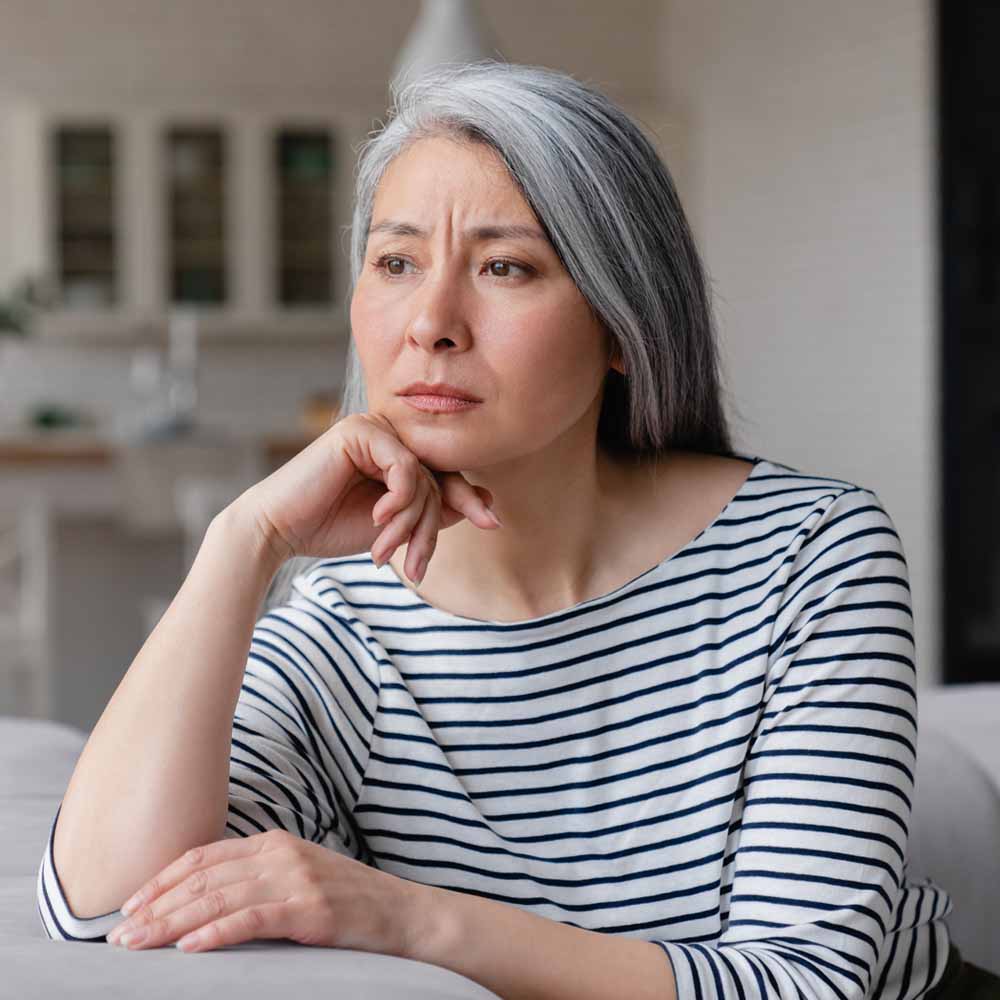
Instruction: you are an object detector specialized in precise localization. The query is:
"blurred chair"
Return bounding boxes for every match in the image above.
[111,431,263,640]
[138,473,263,639]
[0,499,53,720]
[112,431,259,539]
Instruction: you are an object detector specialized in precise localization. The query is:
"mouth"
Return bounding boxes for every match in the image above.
[398,382,482,402]
[400,395,482,413]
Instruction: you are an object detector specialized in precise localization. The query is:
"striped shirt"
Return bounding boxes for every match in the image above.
[38,455,954,998]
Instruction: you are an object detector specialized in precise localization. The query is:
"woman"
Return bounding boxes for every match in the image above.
[38,61,986,998]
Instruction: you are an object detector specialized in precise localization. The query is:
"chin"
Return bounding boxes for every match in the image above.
[397,423,511,475]
[392,425,475,472]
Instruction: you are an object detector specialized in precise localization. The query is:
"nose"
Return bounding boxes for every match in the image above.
[403,266,472,353]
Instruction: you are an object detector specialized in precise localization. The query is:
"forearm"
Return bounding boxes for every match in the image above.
[53,494,284,919]
[406,882,677,1000]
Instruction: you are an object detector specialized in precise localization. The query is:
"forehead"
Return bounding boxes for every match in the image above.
[372,136,530,215]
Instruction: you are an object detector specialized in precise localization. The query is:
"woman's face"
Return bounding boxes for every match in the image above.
[351,135,620,474]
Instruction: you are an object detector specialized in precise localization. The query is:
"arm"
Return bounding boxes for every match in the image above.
[652,487,925,999]
[39,551,382,942]
[42,495,285,923]
[408,882,677,1000]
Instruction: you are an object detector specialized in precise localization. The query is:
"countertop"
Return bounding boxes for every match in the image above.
[0,427,321,469]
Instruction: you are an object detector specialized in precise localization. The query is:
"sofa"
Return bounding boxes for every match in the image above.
[0,716,502,999]
[2,683,998,996]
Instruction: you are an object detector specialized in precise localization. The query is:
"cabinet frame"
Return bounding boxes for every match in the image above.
[2,101,373,344]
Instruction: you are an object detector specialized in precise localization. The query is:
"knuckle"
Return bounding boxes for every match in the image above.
[243,906,267,934]
[184,845,204,867]
[303,889,329,916]
[264,828,291,847]
[358,412,395,438]
[295,863,320,888]
[205,889,228,920]
[185,869,208,896]
[134,902,156,927]
[368,411,397,431]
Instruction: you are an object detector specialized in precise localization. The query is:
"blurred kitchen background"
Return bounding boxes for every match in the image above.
[0,0,994,732]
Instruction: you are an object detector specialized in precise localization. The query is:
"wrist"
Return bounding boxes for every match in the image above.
[399,880,461,966]
[211,493,291,580]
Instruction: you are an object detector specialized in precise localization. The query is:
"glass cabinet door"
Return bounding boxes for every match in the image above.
[53,125,117,307]
[167,127,226,305]
[275,129,334,305]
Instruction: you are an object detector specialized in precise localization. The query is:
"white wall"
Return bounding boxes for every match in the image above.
[660,0,941,686]
[0,0,662,107]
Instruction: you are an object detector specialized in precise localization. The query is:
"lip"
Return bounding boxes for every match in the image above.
[398,381,482,402]
[401,395,481,413]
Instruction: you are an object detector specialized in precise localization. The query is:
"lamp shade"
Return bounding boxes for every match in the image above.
[390,0,497,96]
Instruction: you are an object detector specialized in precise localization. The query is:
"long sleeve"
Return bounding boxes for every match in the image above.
[37,565,380,941]
[653,487,948,999]
[224,570,380,859]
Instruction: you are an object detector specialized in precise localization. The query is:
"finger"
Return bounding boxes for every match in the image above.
[370,450,433,528]
[402,484,441,584]
[118,832,273,918]
[117,878,267,950]
[109,854,262,947]
[370,472,434,568]
[358,417,423,495]
[176,901,293,953]
[438,473,502,528]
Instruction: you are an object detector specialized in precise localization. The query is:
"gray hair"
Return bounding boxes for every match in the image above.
[262,58,741,613]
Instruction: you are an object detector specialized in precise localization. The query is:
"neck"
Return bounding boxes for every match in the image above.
[397,436,660,622]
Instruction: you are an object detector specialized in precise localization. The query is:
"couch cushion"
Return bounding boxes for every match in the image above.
[0,716,501,999]
[908,683,1000,973]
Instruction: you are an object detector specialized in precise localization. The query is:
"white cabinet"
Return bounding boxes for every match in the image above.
[1,103,372,343]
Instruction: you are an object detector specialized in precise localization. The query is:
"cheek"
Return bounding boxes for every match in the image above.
[498,322,605,418]
[350,293,396,365]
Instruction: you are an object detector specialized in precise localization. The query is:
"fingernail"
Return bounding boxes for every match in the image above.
[484,507,502,527]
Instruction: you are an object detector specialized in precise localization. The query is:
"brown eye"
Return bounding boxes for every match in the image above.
[386,257,406,276]
[486,259,530,278]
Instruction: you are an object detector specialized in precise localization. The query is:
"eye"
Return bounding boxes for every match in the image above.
[484,258,531,279]
[370,254,533,280]
[372,254,412,277]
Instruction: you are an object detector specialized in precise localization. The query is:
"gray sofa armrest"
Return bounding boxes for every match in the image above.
[908,682,1000,974]
[0,717,500,999]
[6,681,998,989]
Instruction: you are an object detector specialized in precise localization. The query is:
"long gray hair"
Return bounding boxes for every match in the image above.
[261,58,742,613]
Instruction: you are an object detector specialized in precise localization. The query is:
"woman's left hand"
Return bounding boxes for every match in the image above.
[106,829,424,955]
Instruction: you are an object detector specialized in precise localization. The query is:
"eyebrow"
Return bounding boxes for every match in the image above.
[367,219,548,243]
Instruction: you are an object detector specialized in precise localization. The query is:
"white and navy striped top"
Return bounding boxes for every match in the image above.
[38,455,954,998]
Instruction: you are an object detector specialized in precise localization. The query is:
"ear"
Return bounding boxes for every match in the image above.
[608,343,625,376]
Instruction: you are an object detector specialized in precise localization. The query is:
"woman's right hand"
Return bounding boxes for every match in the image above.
[238,412,501,584]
